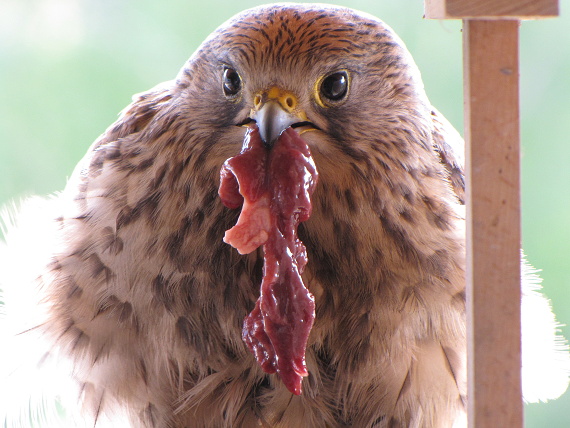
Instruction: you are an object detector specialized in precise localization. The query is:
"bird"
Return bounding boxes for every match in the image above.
[0,3,567,428]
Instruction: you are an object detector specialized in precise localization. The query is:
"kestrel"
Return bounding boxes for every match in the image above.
[1,4,568,428]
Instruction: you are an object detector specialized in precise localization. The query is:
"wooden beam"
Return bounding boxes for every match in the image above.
[424,1,558,426]
[424,0,558,19]
[464,20,522,427]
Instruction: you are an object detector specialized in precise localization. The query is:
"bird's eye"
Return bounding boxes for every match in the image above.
[319,71,349,103]
[223,67,242,98]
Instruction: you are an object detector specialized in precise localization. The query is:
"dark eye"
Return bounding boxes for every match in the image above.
[320,71,349,102]
[223,67,242,97]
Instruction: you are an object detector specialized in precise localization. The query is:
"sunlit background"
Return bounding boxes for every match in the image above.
[1,0,569,426]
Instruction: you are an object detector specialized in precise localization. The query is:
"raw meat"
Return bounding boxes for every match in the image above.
[219,125,318,395]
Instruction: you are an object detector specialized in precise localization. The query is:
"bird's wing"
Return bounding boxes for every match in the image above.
[0,197,127,428]
[431,108,465,204]
[0,83,176,428]
[105,81,174,143]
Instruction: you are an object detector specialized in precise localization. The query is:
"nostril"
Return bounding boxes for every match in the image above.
[285,96,295,109]
[254,94,262,108]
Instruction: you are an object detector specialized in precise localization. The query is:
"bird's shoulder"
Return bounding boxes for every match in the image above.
[430,108,465,204]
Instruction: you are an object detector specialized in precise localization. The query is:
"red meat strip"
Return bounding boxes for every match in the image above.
[219,126,318,395]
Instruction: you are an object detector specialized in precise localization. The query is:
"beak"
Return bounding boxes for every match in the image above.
[250,88,307,148]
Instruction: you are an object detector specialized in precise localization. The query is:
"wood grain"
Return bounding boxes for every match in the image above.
[424,0,558,19]
[464,20,523,428]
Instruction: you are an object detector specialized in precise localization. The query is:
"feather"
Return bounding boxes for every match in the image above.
[521,257,570,402]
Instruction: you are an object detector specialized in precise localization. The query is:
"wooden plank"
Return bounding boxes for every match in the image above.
[424,0,558,19]
[463,20,523,428]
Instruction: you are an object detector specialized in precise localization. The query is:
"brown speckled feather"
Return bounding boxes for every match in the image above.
[24,4,469,427]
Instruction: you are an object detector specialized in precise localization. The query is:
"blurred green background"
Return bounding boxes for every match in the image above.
[1,0,568,426]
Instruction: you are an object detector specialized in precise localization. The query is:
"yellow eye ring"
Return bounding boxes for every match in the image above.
[314,70,350,108]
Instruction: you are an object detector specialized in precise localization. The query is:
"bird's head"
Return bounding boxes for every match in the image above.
[168,4,437,179]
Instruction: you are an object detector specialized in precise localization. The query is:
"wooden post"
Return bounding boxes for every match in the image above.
[464,20,523,427]
[423,0,559,427]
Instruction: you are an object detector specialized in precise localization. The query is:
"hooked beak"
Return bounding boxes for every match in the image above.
[249,87,313,148]
[254,100,300,147]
